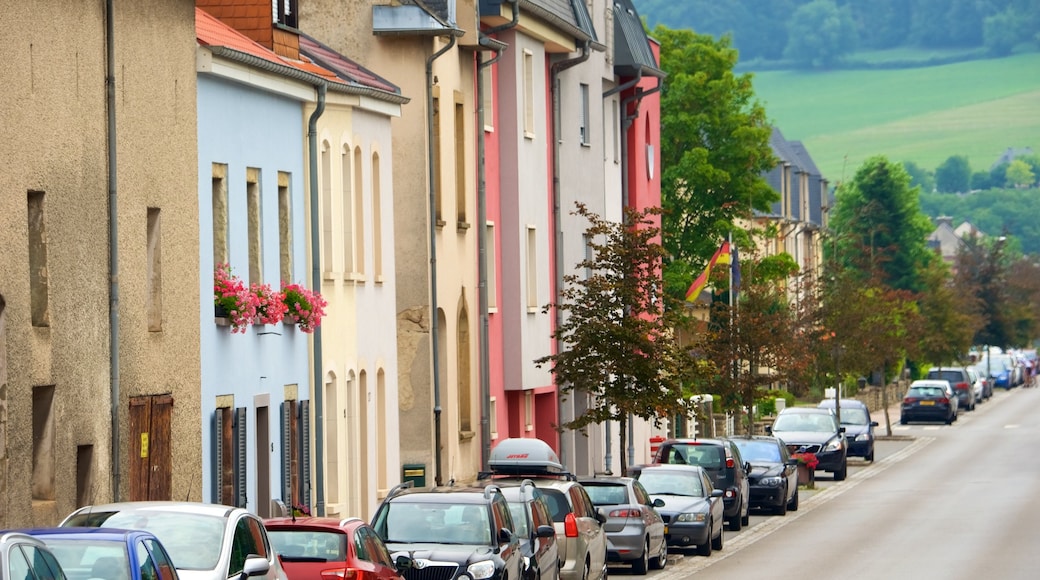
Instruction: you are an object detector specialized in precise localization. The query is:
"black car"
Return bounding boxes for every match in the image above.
[768,407,848,480]
[371,482,523,580]
[901,380,958,425]
[649,438,750,531]
[499,480,560,580]
[926,367,976,411]
[727,435,799,515]
[817,399,879,461]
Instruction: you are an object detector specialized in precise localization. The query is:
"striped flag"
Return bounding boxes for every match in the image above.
[685,242,731,303]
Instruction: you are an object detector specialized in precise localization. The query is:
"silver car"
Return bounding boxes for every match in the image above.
[61,501,286,580]
[579,476,667,575]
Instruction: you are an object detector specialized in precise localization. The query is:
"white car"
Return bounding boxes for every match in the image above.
[61,501,286,580]
[966,366,986,401]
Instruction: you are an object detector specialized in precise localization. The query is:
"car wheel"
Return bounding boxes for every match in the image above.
[776,489,788,516]
[727,505,742,531]
[834,460,847,481]
[696,533,712,557]
[711,526,724,551]
[865,449,874,462]
[632,539,649,575]
[651,538,668,570]
[789,487,799,511]
[741,510,750,526]
[946,413,954,425]
[900,416,908,425]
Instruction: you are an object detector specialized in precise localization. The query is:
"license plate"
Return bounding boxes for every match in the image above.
[921,401,935,406]
[664,526,668,534]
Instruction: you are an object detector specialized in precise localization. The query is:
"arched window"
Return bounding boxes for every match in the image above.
[457,297,472,433]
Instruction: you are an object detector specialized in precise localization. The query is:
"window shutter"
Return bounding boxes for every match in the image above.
[298,400,311,510]
[280,401,293,503]
[234,407,248,508]
[213,410,225,503]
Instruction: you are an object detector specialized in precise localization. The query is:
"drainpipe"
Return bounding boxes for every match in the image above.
[478,0,518,473]
[105,0,121,502]
[428,34,456,487]
[550,42,590,469]
[308,82,327,514]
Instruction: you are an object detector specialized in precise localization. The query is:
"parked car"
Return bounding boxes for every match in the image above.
[498,480,560,580]
[60,501,286,580]
[265,516,408,580]
[768,407,848,480]
[980,354,1019,388]
[817,399,879,461]
[0,531,67,580]
[647,438,750,531]
[635,465,724,556]
[926,367,976,410]
[726,436,799,515]
[578,476,666,574]
[22,527,179,580]
[481,438,607,580]
[901,380,958,425]
[966,366,990,401]
[370,483,522,580]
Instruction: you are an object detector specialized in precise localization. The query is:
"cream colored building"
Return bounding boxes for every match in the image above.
[0,0,201,525]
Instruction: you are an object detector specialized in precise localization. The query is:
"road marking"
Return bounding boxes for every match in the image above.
[1005,424,1019,429]
[923,426,941,430]
[651,436,935,578]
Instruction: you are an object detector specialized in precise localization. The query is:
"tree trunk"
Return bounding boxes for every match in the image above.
[619,414,628,477]
[882,362,892,436]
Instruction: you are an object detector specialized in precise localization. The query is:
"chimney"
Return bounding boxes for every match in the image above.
[936,216,953,227]
[197,0,300,60]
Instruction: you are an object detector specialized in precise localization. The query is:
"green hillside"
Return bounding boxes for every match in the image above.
[749,53,1040,182]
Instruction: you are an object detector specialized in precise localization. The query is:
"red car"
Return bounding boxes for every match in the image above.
[265,516,408,580]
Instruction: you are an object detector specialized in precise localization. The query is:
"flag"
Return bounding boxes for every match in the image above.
[685,242,731,303]
[731,244,741,300]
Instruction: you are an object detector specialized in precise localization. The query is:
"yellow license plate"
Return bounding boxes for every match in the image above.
[664,526,668,534]
[921,400,935,406]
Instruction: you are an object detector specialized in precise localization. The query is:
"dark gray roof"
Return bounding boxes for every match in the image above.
[521,0,594,42]
[787,141,822,177]
[613,0,663,77]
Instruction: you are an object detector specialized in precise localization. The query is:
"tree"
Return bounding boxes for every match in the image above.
[654,25,777,300]
[955,235,1013,348]
[827,156,936,293]
[783,0,858,68]
[1006,159,1036,187]
[970,170,995,191]
[536,204,705,476]
[935,155,972,193]
[903,160,935,193]
[916,258,980,366]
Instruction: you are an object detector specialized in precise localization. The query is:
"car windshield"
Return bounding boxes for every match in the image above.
[837,408,869,425]
[41,539,130,580]
[583,484,628,506]
[268,530,347,562]
[63,510,225,570]
[382,502,490,545]
[638,471,704,497]
[506,502,530,537]
[773,413,836,432]
[731,441,780,462]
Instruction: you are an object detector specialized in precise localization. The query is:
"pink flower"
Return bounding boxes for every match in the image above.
[281,283,327,333]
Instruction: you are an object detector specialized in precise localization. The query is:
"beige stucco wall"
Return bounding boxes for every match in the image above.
[0,0,201,525]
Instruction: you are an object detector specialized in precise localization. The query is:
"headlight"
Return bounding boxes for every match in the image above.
[855,433,871,442]
[676,512,707,523]
[824,438,844,452]
[760,477,782,487]
[468,560,497,580]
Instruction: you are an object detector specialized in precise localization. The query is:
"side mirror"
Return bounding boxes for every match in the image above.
[870,421,879,427]
[653,498,665,508]
[710,489,724,498]
[395,555,414,573]
[535,524,555,539]
[744,462,752,474]
[498,527,514,544]
[838,426,846,433]
[786,458,799,467]
[238,555,270,579]
[765,425,773,435]
[596,508,608,525]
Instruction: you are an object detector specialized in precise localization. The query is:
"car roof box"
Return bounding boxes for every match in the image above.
[487,438,566,476]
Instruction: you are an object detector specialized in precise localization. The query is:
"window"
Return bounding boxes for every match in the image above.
[481,65,494,131]
[489,397,497,439]
[579,83,590,145]
[144,538,177,580]
[28,190,49,327]
[458,304,472,433]
[246,168,263,285]
[523,50,534,138]
[32,385,56,500]
[611,100,619,163]
[212,164,229,268]
[76,444,94,508]
[433,93,443,224]
[485,222,497,311]
[229,517,266,577]
[146,207,162,331]
[526,225,538,311]
[372,152,383,280]
[322,142,334,274]
[278,172,293,285]
[354,146,365,276]
[454,97,468,226]
[583,234,593,280]
[524,391,533,432]
[342,146,355,274]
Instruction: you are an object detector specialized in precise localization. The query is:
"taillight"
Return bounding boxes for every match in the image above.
[724,489,735,499]
[565,512,579,537]
[903,397,917,404]
[938,397,949,404]
[608,509,640,518]
[725,457,735,468]
[956,382,969,391]
[321,569,363,580]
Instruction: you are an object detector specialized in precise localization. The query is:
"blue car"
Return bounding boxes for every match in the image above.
[20,528,179,580]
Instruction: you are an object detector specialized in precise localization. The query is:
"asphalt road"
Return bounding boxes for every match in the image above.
[610,385,1040,579]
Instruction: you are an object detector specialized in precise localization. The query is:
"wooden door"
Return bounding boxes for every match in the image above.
[129,394,173,500]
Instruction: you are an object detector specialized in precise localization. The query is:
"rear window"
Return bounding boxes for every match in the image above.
[927,370,965,383]
[540,489,572,523]
[662,444,722,469]
[583,483,627,506]
[268,530,347,562]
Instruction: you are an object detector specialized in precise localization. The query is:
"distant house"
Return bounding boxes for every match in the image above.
[991,147,1034,171]
[927,216,984,265]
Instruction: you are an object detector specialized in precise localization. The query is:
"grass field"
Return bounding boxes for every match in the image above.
[749,53,1040,183]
